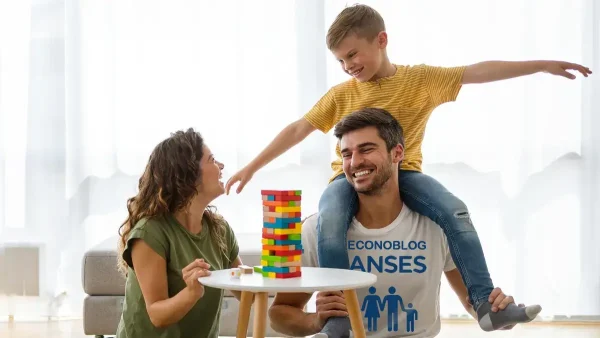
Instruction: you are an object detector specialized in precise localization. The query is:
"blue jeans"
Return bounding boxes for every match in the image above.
[316,170,494,307]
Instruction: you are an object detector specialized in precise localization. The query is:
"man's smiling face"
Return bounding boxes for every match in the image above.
[340,126,395,195]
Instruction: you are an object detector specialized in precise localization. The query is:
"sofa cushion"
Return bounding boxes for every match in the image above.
[82,236,125,295]
[83,295,124,335]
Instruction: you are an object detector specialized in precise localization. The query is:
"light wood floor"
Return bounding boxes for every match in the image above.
[1,319,599,338]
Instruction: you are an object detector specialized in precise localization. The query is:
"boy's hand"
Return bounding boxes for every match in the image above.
[543,60,592,79]
[225,166,254,194]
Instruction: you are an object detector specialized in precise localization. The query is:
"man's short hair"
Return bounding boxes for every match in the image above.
[326,4,385,50]
[333,108,404,151]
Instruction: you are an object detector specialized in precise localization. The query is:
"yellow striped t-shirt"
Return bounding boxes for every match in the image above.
[303,64,465,182]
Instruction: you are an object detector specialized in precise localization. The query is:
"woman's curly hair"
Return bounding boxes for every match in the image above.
[117,128,227,276]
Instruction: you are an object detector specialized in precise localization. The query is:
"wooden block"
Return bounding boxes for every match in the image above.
[264,217,301,225]
[264,220,302,230]
[262,244,298,251]
[262,266,292,274]
[262,248,303,256]
[273,249,302,256]
[262,232,290,240]
[263,205,276,212]
[287,222,302,229]
[253,265,263,273]
[261,190,286,196]
[261,190,301,196]
[263,201,299,207]
[263,218,301,226]
[260,260,278,267]
[263,218,290,227]
[262,271,277,278]
[274,206,301,213]
[261,255,289,263]
[273,227,301,235]
[270,212,301,219]
[275,271,302,278]
[270,260,302,267]
[263,211,298,218]
[239,265,253,274]
[262,271,302,279]
[269,238,301,246]
[272,195,302,201]
[269,244,302,251]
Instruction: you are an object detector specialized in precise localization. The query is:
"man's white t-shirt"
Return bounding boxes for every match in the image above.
[301,204,456,338]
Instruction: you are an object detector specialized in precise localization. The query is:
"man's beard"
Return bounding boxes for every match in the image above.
[352,157,394,196]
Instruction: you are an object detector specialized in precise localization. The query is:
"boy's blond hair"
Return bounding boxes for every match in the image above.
[326,4,385,50]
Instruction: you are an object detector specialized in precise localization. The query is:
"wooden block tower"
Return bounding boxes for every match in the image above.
[260,190,303,278]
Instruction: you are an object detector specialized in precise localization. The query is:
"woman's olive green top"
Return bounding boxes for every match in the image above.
[116,213,239,338]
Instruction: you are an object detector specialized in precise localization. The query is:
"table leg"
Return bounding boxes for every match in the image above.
[236,291,254,338]
[252,292,269,338]
[345,289,366,338]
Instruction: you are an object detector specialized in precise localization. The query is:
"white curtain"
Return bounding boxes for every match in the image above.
[0,0,598,321]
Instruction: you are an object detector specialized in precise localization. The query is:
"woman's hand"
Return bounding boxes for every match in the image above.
[182,258,211,300]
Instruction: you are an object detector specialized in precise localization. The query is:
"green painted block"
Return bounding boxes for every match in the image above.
[253,265,263,273]
[288,234,301,241]
[261,255,287,262]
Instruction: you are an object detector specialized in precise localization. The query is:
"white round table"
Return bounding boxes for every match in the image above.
[199,267,377,338]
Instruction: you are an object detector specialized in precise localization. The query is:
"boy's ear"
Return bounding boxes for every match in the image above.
[377,31,388,49]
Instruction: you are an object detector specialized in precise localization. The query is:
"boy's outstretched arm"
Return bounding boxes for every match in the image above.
[461,60,592,84]
[225,118,316,194]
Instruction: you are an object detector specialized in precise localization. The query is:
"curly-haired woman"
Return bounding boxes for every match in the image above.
[115,128,244,338]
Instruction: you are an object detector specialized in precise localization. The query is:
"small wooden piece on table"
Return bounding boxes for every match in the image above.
[239,265,253,274]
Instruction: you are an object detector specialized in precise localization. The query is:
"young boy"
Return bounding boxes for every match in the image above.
[226,3,591,337]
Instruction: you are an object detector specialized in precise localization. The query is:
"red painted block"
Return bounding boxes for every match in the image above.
[273,195,302,201]
[287,222,302,229]
[263,201,295,207]
[275,271,302,278]
[262,233,289,240]
[261,190,295,196]
[274,249,302,256]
